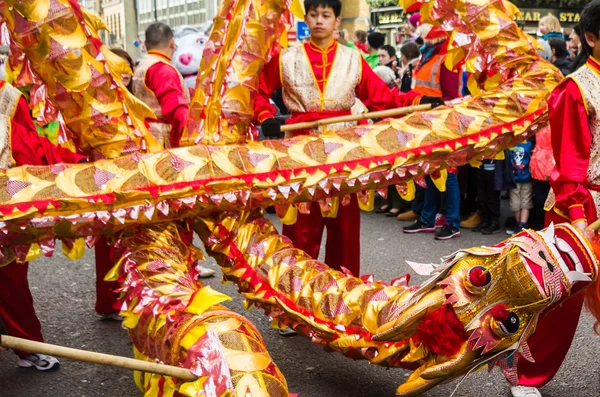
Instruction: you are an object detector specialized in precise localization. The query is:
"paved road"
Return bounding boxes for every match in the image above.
[1,209,599,397]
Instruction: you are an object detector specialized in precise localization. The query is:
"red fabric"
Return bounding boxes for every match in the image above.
[355,42,368,53]
[281,195,361,276]
[548,73,596,223]
[0,261,43,357]
[145,51,189,147]
[10,95,86,166]
[94,236,120,315]
[254,41,422,123]
[530,125,554,181]
[439,63,460,101]
[415,304,467,357]
[0,85,85,356]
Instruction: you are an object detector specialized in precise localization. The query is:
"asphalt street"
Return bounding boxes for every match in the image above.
[1,208,599,397]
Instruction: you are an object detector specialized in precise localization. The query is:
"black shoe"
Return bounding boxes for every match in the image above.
[472,222,489,233]
[482,221,501,235]
[435,224,461,240]
[403,220,435,233]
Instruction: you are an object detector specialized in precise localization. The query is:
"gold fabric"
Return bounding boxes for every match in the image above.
[4,0,162,160]
[196,211,598,397]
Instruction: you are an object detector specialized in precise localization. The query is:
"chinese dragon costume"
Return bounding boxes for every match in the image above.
[0,0,599,396]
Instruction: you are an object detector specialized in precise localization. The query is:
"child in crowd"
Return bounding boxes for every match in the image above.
[539,15,564,41]
[507,140,534,235]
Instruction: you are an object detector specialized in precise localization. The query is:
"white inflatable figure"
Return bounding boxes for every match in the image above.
[172,26,207,90]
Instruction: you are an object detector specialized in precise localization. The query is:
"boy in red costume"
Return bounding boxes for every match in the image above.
[510,2,600,396]
[0,80,86,370]
[255,0,442,280]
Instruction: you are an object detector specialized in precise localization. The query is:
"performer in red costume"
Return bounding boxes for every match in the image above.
[510,2,600,396]
[0,80,86,371]
[255,0,442,279]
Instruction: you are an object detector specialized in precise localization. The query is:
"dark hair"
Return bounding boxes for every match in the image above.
[400,42,420,61]
[304,0,341,17]
[573,23,583,39]
[354,30,367,43]
[145,22,174,50]
[367,32,386,50]
[380,44,396,58]
[110,47,134,72]
[580,0,600,55]
[548,37,567,59]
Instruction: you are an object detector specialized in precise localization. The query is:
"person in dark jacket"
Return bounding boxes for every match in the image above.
[397,42,420,93]
[548,37,573,76]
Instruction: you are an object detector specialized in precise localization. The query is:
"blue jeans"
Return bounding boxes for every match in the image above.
[411,185,425,215]
[420,173,461,228]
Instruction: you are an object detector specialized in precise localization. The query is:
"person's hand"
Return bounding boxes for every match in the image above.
[420,96,445,108]
[261,118,283,138]
[573,219,588,234]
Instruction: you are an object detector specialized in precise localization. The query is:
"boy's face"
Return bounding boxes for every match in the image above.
[378,49,395,66]
[305,5,341,41]
[584,31,600,61]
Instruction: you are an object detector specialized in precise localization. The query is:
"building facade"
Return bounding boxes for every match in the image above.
[136,0,219,40]
[101,0,141,59]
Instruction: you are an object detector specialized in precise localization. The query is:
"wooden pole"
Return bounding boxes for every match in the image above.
[587,218,600,232]
[279,103,433,132]
[0,334,197,381]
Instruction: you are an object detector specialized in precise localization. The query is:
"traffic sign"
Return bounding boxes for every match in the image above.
[296,21,310,41]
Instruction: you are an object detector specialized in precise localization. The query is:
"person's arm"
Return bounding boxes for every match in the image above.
[439,64,460,101]
[355,58,422,111]
[254,52,282,124]
[10,119,86,166]
[549,79,594,229]
[146,62,189,147]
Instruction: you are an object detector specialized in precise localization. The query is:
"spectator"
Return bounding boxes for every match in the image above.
[539,15,564,41]
[378,44,397,68]
[536,38,552,62]
[548,37,573,75]
[397,42,420,93]
[402,23,461,240]
[507,140,534,235]
[353,30,368,53]
[568,23,582,59]
[570,23,589,73]
[529,126,554,230]
[110,47,135,92]
[365,32,385,68]
[373,65,396,88]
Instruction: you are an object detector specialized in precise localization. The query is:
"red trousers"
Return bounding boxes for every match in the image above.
[282,195,361,276]
[0,261,43,357]
[516,210,585,387]
[95,236,121,315]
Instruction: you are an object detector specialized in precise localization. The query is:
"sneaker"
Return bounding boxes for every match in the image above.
[434,213,446,229]
[403,220,435,233]
[472,221,489,233]
[434,224,460,240]
[482,221,501,235]
[99,312,124,321]
[506,228,515,235]
[197,265,216,278]
[18,354,60,371]
[396,210,419,222]
[460,212,482,228]
[510,386,542,397]
[278,327,297,336]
